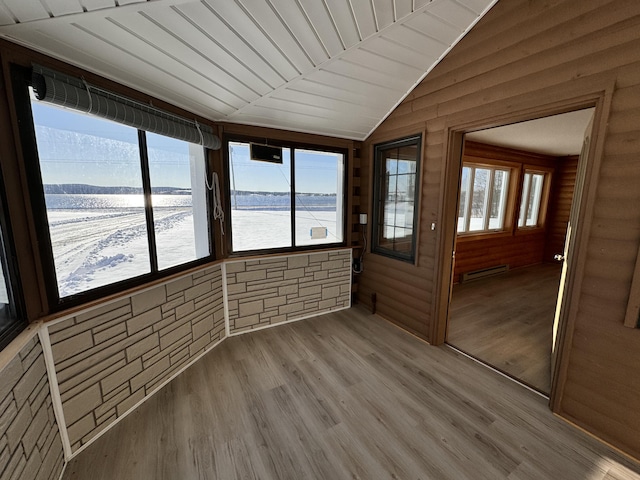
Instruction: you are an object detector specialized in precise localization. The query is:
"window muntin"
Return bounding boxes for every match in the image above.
[30,95,211,300]
[519,171,546,228]
[372,136,421,262]
[228,141,345,253]
[457,164,510,234]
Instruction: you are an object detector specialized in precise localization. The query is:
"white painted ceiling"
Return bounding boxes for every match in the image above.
[0,0,496,140]
[465,108,596,157]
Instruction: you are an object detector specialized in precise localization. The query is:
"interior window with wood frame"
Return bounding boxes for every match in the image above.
[457,164,512,234]
[372,135,421,263]
[518,168,552,229]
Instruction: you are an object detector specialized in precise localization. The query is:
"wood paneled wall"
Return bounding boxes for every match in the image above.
[544,156,579,262]
[453,142,557,283]
[359,0,640,460]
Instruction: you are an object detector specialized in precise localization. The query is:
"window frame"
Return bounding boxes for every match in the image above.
[371,135,422,264]
[517,166,553,231]
[12,65,216,311]
[223,134,348,256]
[0,166,27,350]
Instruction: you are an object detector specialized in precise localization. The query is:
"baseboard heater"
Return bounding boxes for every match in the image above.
[461,264,509,282]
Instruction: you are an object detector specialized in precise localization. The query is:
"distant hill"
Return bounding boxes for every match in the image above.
[44,184,191,195]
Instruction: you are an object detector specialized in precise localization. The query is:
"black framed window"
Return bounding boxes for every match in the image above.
[372,135,421,263]
[227,138,346,254]
[13,65,217,307]
[0,173,27,350]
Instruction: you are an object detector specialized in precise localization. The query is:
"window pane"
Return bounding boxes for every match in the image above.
[469,168,489,232]
[0,259,7,305]
[526,173,545,227]
[373,137,420,262]
[147,134,209,269]
[229,142,292,251]
[458,167,471,232]
[31,98,150,297]
[295,149,343,246]
[489,169,509,230]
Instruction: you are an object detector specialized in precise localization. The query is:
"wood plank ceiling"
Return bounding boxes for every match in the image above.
[0,0,496,140]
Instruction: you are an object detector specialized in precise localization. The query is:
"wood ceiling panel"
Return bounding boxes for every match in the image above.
[2,0,49,22]
[47,0,84,17]
[457,0,494,15]
[0,4,15,25]
[234,0,315,72]
[270,88,385,119]
[382,24,450,58]
[298,0,345,56]
[349,0,377,38]
[426,0,478,29]
[323,59,409,92]
[268,0,328,67]
[310,69,403,99]
[140,6,276,96]
[394,0,414,20]
[345,48,424,79]
[372,0,395,29]
[80,0,118,12]
[365,36,435,67]
[98,14,262,102]
[202,1,300,80]
[404,10,463,45]
[292,78,389,111]
[174,2,288,88]
[10,27,234,118]
[325,0,361,47]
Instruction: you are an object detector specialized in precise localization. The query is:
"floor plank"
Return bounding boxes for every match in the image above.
[447,263,562,394]
[63,306,640,480]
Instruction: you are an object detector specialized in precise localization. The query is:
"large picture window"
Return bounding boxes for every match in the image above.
[457,164,510,234]
[372,135,421,263]
[20,66,216,304]
[228,140,345,253]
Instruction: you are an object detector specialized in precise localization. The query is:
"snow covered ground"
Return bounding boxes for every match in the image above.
[45,206,339,297]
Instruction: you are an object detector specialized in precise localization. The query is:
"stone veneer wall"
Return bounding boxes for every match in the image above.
[0,333,64,480]
[226,250,351,333]
[47,264,225,452]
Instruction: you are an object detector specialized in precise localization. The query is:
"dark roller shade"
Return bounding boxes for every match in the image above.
[31,65,220,150]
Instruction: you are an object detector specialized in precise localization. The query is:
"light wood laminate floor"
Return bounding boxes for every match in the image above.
[447,263,562,394]
[63,307,640,480]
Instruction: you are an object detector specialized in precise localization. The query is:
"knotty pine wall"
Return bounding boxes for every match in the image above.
[359,0,640,460]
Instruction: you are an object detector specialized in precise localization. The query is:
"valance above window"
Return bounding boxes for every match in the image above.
[31,65,221,150]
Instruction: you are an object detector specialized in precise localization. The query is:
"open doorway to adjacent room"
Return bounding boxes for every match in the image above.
[445,108,594,395]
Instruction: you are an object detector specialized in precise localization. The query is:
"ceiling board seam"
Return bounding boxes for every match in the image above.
[402,21,452,47]
[293,0,331,59]
[263,0,315,69]
[106,15,255,102]
[230,0,302,75]
[393,0,397,22]
[321,0,346,51]
[164,6,276,91]
[377,34,438,58]
[363,0,499,140]
[422,6,467,32]
[23,25,227,118]
[71,21,236,113]
[285,84,386,112]
[0,1,18,24]
[38,0,54,18]
[321,64,405,91]
[452,0,481,16]
[338,57,417,85]
[268,93,381,120]
[359,45,429,70]
[369,0,379,32]
[346,0,362,41]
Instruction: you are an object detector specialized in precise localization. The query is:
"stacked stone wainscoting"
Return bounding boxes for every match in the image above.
[47,264,225,452]
[226,249,351,333]
[0,333,64,480]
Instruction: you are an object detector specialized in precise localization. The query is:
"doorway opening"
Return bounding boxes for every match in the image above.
[445,108,594,396]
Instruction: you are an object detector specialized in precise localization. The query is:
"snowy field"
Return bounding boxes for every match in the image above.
[45,204,339,297]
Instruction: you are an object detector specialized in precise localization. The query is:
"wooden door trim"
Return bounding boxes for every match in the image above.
[432,77,616,409]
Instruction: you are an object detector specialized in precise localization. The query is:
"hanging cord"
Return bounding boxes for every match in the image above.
[211,172,225,236]
[352,224,367,274]
[196,120,225,235]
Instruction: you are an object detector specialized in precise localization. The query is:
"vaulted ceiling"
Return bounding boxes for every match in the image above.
[0,0,496,140]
